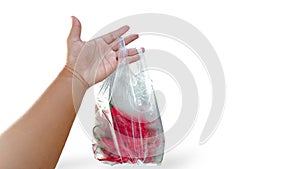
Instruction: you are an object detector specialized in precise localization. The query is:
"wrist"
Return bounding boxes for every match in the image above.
[63,65,90,89]
[58,67,89,111]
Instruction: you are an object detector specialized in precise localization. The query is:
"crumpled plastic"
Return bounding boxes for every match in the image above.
[92,38,165,166]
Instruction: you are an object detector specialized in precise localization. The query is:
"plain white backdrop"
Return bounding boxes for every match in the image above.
[0,0,300,168]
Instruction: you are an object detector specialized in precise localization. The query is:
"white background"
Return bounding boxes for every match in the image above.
[0,0,300,168]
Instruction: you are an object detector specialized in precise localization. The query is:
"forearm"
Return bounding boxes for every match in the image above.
[0,68,87,169]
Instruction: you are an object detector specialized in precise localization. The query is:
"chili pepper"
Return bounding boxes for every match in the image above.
[95,103,161,164]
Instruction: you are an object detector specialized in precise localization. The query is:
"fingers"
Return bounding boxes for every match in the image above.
[101,25,129,44]
[68,16,82,42]
[116,47,145,58]
[116,47,145,63]
[126,54,141,63]
[126,47,145,56]
[112,34,139,51]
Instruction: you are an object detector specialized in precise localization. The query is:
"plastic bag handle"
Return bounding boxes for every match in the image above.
[117,38,127,64]
[136,47,146,73]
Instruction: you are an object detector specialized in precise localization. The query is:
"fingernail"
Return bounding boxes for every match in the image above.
[71,16,78,25]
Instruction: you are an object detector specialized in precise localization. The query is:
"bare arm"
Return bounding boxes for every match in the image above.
[0,68,86,168]
[0,16,143,169]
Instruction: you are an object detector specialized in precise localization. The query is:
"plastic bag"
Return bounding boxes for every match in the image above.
[92,38,165,166]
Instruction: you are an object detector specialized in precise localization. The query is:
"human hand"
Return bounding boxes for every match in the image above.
[65,16,143,87]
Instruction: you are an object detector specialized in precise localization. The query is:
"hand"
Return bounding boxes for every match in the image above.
[66,16,144,86]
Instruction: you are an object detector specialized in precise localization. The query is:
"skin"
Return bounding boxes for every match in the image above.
[0,16,144,169]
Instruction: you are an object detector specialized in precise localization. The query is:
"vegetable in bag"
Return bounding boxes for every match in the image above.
[92,38,165,165]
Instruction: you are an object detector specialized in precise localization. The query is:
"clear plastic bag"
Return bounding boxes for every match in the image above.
[92,38,165,166]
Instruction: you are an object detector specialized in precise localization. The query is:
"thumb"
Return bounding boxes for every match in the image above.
[68,16,82,42]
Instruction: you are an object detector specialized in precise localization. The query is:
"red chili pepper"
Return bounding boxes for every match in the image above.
[96,104,161,164]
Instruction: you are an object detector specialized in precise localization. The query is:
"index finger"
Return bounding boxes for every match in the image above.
[101,25,129,44]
